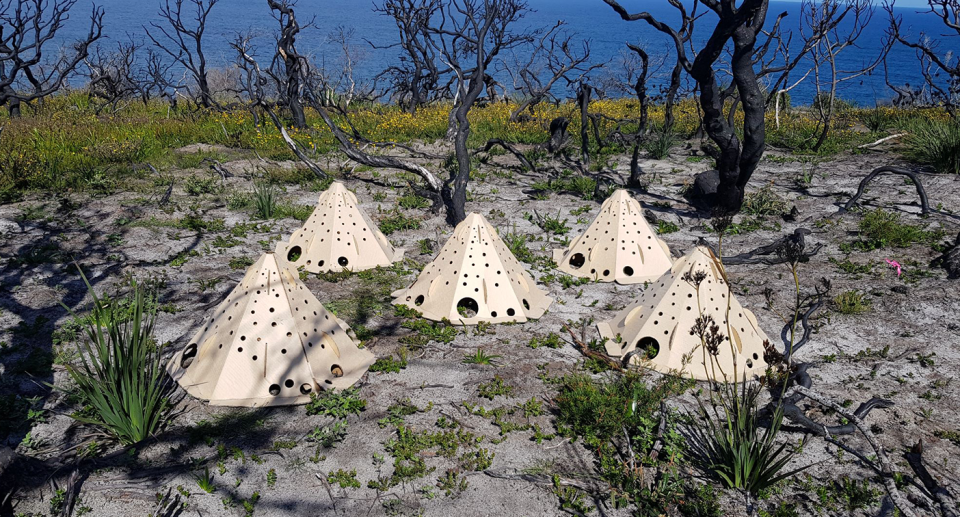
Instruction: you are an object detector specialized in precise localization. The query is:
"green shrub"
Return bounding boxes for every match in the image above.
[63,275,171,445]
[646,131,676,159]
[833,290,871,314]
[253,182,279,219]
[685,382,807,496]
[903,118,960,174]
[305,388,366,418]
[378,209,422,235]
[856,209,944,250]
[742,185,788,216]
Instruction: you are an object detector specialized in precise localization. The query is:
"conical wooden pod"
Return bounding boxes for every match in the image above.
[276,181,403,273]
[597,246,768,381]
[553,189,673,284]
[392,213,552,325]
[167,252,374,406]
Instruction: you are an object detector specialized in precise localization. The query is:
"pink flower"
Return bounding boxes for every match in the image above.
[885,259,902,278]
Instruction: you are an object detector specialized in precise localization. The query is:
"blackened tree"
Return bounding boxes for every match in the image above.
[603,0,771,213]
[146,0,219,109]
[0,0,104,117]
[267,0,309,128]
[373,0,447,113]
[887,0,960,117]
[505,21,597,122]
[423,0,533,224]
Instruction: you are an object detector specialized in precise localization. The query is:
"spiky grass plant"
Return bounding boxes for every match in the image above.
[903,118,960,174]
[63,273,171,445]
[462,349,502,366]
[646,131,676,159]
[252,181,279,219]
[686,380,808,497]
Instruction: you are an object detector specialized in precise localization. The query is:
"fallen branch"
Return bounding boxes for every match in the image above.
[724,229,822,266]
[905,440,959,517]
[785,385,917,517]
[201,158,233,179]
[309,98,442,192]
[264,107,328,180]
[479,138,535,171]
[932,231,960,279]
[483,469,598,493]
[840,166,929,215]
[561,323,623,372]
[857,133,906,149]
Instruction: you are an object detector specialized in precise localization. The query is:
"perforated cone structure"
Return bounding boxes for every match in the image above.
[167,252,374,406]
[597,246,768,381]
[276,181,403,273]
[392,212,552,325]
[553,190,673,284]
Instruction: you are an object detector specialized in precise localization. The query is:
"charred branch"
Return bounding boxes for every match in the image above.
[840,165,930,215]
[0,0,104,116]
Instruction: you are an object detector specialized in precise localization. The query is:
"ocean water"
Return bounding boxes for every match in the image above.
[54,0,960,105]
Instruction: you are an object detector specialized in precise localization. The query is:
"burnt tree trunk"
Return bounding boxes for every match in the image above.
[627,44,649,187]
[268,0,307,128]
[577,81,591,165]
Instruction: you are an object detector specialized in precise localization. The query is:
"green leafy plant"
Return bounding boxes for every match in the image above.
[742,184,788,216]
[378,209,422,235]
[462,349,502,366]
[656,220,680,235]
[195,466,217,493]
[833,290,871,314]
[646,131,676,159]
[855,209,944,250]
[253,182,279,219]
[62,274,171,445]
[369,349,409,373]
[327,469,362,489]
[477,376,514,400]
[903,117,960,174]
[685,381,808,496]
[309,419,349,448]
[527,332,562,349]
[305,388,366,418]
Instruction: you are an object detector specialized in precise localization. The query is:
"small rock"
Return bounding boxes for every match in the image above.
[891,285,909,295]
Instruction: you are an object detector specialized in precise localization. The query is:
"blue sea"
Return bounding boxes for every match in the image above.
[54,0,960,105]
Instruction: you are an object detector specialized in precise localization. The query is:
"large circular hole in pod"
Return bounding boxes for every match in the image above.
[284,379,294,388]
[636,337,661,360]
[522,299,530,310]
[287,246,302,262]
[338,256,349,267]
[415,295,425,306]
[300,383,313,395]
[269,384,281,396]
[331,364,343,378]
[456,297,478,318]
[623,266,634,277]
[180,343,198,368]
[568,253,585,269]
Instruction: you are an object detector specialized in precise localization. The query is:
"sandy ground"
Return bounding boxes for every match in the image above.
[1,141,958,517]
